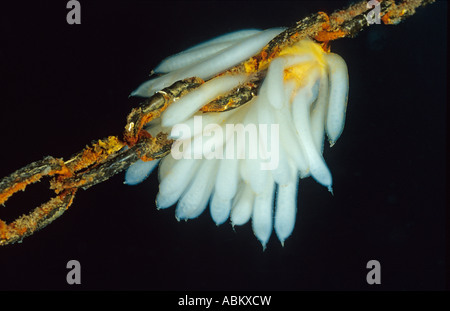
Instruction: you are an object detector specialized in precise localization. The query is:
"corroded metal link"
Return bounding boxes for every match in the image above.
[0,132,172,245]
[124,77,204,146]
[224,13,329,76]
[0,189,76,246]
[63,136,125,174]
[260,13,329,64]
[51,133,172,192]
[201,81,261,113]
[0,156,69,206]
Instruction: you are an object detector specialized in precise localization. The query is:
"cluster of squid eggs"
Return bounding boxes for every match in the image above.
[125,28,349,248]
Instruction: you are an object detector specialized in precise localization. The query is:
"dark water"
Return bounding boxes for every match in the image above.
[0,1,446,291]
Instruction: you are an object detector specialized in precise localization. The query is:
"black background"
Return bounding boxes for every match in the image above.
[0,1,446,291]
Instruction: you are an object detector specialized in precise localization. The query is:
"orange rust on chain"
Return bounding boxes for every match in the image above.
[124,78,204,149]
[290,32,300,41]
[139,155,156,162]
[319,10,331,28]
[0,158,69,206]
[242,57,258,74]
[132,130,154,161]
[0,172,47,206]
[200,81,258,113]
[65,136,125,173]
[237,11,334,76]
[381,13,392,24]
[380,0,420,25]
[201,98,238,113]
[138,132,173,162]
[259,50,269,65]
[314,29,346,43]
[328,1,372,22]
[50,136,125,193]
[52,174,92,191]
[0,189,76,245]
[320,41,331,53]
[330,14,346,25]
[124,92,172,147]
[0,137,125,244]
[313,11,347,44]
